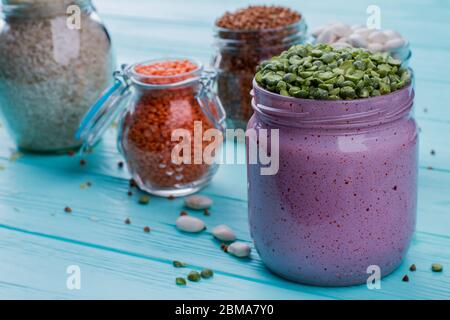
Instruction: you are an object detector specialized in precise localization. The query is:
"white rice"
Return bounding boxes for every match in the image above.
[0,1,115,152]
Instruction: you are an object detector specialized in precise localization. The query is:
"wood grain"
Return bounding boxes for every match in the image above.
[0,0,449,299]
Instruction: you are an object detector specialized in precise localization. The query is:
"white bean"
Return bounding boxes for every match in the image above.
[176,216,205,233]
[312,26,325,38]
[348,34,368,48]
[331,23,352,38]
[212,225,236,242]
[184,195,213,210]
[368,42,384,52]
[383,29,402,40]
[353,28,372,39]
[368,31,389,44]
[316,28,337,44]
[228,242,251,258]
[384,38,406,50]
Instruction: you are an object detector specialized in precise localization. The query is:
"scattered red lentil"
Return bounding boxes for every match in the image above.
[410,264,417,272]
[180,211,188,216]
[143,226,151,233]
[402,275,409,282]
[204,208,210,216]
[168,195,176,200]
[127,191,133,196]
[67,150,75,157]
[124,218,131,225]
[80,159,86,166]
[220,243,229,252]
[64,206,72,213]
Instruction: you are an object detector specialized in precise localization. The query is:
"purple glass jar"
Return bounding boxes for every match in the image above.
[247,79,418,286]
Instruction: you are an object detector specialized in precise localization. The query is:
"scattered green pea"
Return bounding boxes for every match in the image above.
[431,263,443,272]
[173,261,187,268]
[201,269,214,279]
[138,195,150,205]
[255,43,410,100]
[187,271,201,282]
[176,277,187,286]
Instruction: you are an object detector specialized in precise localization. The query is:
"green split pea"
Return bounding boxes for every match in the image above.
[255,43,411,100]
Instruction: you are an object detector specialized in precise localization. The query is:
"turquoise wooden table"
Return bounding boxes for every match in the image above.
[1,0,450,300]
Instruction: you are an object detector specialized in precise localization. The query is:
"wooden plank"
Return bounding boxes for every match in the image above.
[1,228,333,300]
[1,158,450,299]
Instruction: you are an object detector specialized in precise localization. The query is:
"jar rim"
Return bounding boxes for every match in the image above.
[1,0,92,17]
[126,57,205,89]
[214,18,304,34]
[251,74,415,129]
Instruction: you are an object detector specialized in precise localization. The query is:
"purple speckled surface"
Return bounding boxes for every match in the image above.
[247,83,418,286]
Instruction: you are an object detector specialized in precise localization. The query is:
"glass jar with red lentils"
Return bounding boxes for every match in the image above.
[77,58,226,197]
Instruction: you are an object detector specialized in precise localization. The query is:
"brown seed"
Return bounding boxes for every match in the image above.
[168,195,175,200]
[143,226,151,233]
[67,150,75,157]
[127,191,133,196]
[220,243,229,252]
[409,264,416,272]
[118,161,124,168]
[64,206,72,213]
[180,211,188,216]
[129,179,137,188]
[402,275,409,282]
[216,5,301,31]
[204,208,210,216]
[80,159,86,166]
[124,218,131,225]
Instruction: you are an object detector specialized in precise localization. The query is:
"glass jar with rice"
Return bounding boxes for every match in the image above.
[0,0,115,152]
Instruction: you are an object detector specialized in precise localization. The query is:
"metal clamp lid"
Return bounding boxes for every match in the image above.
[196,69,227,132]
[75,64,132,153]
